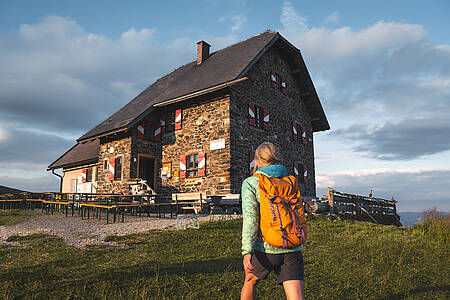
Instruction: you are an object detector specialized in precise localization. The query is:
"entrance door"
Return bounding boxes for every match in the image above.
[138,156,155,189]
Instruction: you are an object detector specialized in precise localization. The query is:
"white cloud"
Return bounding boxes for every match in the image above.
[281,1,308,34]
[231,15,247,32]
[0,15,197,135]
[324,12,340,24]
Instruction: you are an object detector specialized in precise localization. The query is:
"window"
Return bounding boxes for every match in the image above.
[104,160,108,170]
[165,110,175,133]
[186,154,199,177]
[114,157,122,180]
[254,104,264,130]
[144,122,153,141]
[86,168,93,182]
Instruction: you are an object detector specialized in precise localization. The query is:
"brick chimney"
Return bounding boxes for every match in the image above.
[196,40,210,65]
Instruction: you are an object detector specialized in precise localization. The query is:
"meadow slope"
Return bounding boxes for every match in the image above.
[0,213,448,299]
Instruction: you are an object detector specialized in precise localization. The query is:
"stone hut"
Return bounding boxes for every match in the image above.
[47,31,330,197]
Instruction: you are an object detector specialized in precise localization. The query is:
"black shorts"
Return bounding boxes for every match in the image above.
[250,251,304,284]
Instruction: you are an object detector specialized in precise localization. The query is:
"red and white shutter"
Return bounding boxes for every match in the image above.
[293,163,299,180]
[248,103,256,126]
[271,70,277,88]
[198,152,206,176]
[137,121,145,139]
[301,126,307,145]
[263,108,270,130]
[303,165,308,183]
[81,169,87,183]
[292,122,298,141]
[108,157,115,181]
[154,121,161,142]
[179,155,186,179]
[281,77,287,94]
[160,113,166,134]
[249,151,255,173]
[175,109,182,130]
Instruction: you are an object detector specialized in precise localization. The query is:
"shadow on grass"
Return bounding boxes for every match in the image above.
[1,255,243,294]
[377,284,450,299]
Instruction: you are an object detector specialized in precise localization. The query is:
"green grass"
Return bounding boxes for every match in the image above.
[0,215,448,299]
[0,210,40,226]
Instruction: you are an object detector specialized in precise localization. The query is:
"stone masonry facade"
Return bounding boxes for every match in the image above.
[95,49,316,197]
[229,48,316,197]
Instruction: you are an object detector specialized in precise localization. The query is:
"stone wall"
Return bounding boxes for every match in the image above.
[159,92,232,195]
[96,132,133,194]
[229,48,316,197]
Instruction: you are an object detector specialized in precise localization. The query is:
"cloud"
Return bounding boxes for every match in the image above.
[217,15,247,33]
[316,168,450,212]
[231,15,247,32]
[0,124,72,166]
[0,15,196,136]
[281,1,308,34]
[324,12,340,24]
[331,114,450,160]
[278,4,450,163]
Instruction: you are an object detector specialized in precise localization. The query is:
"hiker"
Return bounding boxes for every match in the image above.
[241,142,307,300]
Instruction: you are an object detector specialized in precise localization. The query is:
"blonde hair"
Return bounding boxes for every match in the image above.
[253,142,282,174]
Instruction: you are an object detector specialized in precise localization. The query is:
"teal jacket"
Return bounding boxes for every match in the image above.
[241,164,303,255]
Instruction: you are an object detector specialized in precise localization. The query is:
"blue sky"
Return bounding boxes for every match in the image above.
[0,0,449,212]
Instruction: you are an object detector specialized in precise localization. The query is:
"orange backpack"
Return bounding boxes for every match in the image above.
[254,173,307,249]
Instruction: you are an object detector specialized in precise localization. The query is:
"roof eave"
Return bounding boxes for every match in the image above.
[47,158,99,171]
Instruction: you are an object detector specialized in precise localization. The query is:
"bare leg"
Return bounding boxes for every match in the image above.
[282,280,305,300]
[241,272,259,300]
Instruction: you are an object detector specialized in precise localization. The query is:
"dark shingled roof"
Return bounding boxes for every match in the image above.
[78,31,278,141]
[47,139,99,170]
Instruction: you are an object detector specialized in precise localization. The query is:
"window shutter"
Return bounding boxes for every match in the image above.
[249,151,255,173]
[108,157,115,181]
[179,155,186,179]
[175,109,182,130]
[263,108,270,130]
[81,169,87,183]
[293,162,299,181]
[292,122,298,141]
[281,77,287,94]
[160,113,166,134]
[271,70,277,88]
[154,121,161,142]
[248,103,256,126]
[301,125,307,145]
[198,152,206,176]
[137,121,145,139]
[303,165,308,183]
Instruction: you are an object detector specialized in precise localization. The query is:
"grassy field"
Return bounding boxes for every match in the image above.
[0,212,448,299]
[0,210,39,226]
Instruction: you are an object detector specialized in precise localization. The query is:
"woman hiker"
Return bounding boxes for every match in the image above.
[241,142,307,300]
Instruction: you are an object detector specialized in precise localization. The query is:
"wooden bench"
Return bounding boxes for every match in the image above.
[172,192,207,214]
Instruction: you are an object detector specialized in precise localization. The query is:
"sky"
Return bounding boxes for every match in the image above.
[0,0,449,212]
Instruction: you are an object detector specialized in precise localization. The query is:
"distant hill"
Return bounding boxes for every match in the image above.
[0,185,27,194]
[399,211,449,227]
[398,212,422,227]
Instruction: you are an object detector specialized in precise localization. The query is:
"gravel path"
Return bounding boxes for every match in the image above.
[0,213,214,248]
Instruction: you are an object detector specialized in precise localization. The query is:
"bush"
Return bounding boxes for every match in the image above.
[414,207,449,243]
